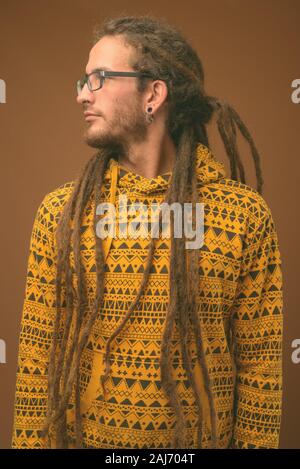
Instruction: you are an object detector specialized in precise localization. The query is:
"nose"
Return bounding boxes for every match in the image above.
[76,83,94,104]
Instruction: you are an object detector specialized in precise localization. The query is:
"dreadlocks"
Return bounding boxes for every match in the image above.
[41,14,264,449]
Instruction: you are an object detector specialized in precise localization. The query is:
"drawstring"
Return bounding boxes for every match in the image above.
[101,160,119,262]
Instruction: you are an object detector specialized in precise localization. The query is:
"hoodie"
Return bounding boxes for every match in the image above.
[11,143,283,449]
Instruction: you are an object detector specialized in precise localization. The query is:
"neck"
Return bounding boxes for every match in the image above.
[117,125,176,179]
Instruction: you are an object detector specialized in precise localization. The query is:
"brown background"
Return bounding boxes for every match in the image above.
[0,0,299,449]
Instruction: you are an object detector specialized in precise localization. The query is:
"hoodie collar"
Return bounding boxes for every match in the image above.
[117,167,172,194]
[104,143,226,197]
[195,143,226,184]
[101,143,226,261]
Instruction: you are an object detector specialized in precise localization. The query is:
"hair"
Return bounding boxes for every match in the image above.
[41,14,264,449]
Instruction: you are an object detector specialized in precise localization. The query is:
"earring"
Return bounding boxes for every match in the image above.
[145,106,154,124]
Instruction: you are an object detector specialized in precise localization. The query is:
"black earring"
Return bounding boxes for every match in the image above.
[145,106,154,124]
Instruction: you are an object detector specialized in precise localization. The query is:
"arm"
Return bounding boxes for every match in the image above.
[11,194,59,449]
[229,203,283,449]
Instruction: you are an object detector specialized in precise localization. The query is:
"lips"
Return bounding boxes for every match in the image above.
[83,112,98,117]
[84,112,101,122]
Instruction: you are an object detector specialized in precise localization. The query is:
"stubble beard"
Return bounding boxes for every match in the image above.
[83,100,148,156]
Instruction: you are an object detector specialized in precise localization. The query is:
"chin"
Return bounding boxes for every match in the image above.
[84,135,105,149]
[83,130,117,150]
[84,126,103,145]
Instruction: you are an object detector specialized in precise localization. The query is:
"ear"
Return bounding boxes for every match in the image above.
[144,80,168,113]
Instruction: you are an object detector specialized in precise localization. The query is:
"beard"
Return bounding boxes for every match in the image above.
[83,98,148,154]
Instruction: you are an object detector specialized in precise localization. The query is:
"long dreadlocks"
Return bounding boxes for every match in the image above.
[41,14,264,449]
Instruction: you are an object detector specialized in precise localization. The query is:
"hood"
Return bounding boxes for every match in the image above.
[100,143,226,261]
[104,143,226,200]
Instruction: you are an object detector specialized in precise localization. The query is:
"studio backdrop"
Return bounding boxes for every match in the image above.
[0,0,299,449]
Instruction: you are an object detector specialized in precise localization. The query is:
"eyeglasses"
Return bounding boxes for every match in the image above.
[76,69,153,95]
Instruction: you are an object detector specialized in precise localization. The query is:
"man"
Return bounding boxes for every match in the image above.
[11,15,283,449]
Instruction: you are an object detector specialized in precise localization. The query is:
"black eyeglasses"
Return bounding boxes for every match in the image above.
[76,69,153,95]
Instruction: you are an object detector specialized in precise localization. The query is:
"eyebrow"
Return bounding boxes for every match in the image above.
[85,66,113,75]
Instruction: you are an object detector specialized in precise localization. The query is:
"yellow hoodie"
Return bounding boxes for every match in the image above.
[11,143,283,449]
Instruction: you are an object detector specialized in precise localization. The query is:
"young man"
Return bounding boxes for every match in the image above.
[11,15,283,449]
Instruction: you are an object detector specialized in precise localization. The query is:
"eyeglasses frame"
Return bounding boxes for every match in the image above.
[76,69,154,95]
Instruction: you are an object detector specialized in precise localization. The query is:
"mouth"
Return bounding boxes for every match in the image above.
[84,112,102,121]
[85,115,99,121]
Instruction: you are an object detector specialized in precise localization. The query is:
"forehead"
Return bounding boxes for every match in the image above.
[86,35,135,74]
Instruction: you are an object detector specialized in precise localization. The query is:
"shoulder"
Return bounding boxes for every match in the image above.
[41,181,75,209]
[202,177,279,246]
[26,182,75,253]
[34,181,75,227]
[209,177,275,225]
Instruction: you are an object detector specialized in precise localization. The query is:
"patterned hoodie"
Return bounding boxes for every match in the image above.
[11,143,283,449]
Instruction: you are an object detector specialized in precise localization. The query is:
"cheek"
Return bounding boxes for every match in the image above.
[115,88,140,110]
[112,93,127,109]
[95,87,141,121]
